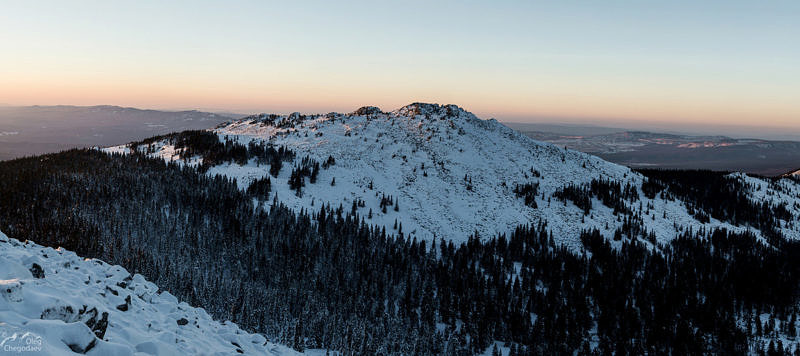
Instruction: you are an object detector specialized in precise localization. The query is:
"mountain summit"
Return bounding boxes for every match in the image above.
[107,103,800,249]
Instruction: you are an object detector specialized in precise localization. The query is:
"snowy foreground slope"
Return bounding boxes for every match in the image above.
[106,103,800,249]
[0,230,298,356]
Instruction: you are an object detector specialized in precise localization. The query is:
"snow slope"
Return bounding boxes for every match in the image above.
[105,103,800,249]
[0,230,298,356]
[730,173,800,233]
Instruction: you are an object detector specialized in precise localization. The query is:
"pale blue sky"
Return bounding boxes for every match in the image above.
[1,1,798,129]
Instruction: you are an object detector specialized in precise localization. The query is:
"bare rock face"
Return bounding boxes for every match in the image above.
[396,102,466,119]
[29,262,44,278]
[351,106,384,116]
[40,305,110,339]
[1,278,23,302]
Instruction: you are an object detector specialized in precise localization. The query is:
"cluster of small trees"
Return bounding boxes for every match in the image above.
[512,182,539,208]
[552,178,639,216]
[246,176,271,200]
[553,183,593,214]
[379,193,399,214]
[287,159,314,196]
[131,130,296,173]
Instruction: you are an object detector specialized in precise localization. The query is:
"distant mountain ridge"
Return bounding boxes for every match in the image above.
[0,105,233,160]
[513,126,800,176]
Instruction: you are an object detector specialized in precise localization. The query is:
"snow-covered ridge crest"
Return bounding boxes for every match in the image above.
[394,102,471,119]
[229,102,477,130]
[0,230,297,356]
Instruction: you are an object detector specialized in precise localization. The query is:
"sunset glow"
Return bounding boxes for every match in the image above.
[1,1,798,128]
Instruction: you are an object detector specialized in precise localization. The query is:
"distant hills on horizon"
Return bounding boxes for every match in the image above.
[0,105,235,161]
[1,104,799,176]
[505,122,800,176]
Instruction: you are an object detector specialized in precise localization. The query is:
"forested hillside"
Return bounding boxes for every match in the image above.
[3,149,800,354]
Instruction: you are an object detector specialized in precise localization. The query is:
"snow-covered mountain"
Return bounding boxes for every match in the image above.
[0,230,297,356]
[105,103,800,249]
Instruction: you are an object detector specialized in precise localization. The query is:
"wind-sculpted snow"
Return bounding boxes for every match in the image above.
[0,230,298,356]
[106,103,798,249]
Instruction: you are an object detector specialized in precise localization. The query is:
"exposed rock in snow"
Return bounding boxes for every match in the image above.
[0,230,298,356]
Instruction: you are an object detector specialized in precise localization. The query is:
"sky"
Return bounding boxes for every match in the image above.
[0,0,798,132]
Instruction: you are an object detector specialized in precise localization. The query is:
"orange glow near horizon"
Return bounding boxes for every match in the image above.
[1,1,798,130]
[2,77,797,130]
